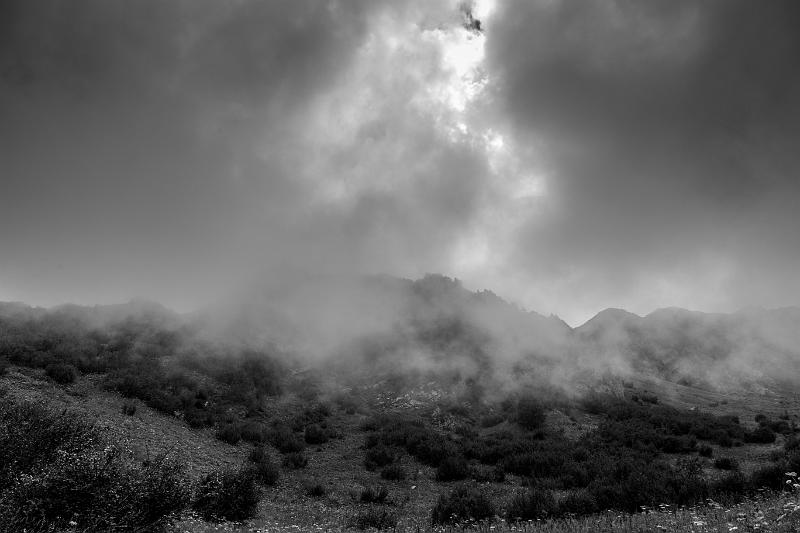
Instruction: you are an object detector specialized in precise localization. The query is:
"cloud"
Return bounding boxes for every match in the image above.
[2,0,800,326]
[0,0,503,311]
[484,0,800,323]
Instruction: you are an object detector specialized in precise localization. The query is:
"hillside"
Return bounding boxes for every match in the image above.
[2,277,800,531]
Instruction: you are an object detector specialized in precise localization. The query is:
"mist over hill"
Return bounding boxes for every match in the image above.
[3,274,799,395]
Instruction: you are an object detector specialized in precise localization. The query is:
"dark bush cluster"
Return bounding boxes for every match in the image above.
[362,416,457,468]
[307,482,326,497]
[436,455,469,481]
[282,451,308,469]
[304,423,330,445]
[714,457,739,470]
[380,463,407,481]
[515,394,546,430]
[0,397,191,532]
[506,488,558,522]
[247,448,280,486]
[192,468,261,521]
[431,484,495,525]
[267,423,306,454]
[45,362,79,384]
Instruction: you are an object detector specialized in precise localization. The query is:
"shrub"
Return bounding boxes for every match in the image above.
[282,452,308,469]
[558,491,598,516]
[506,488,558,522]
[216,423,242,445]
[469,463,505,483]
[350,508,398,530]
[0,397,191,531]
[744,426,776,444]
[304,424,329,445]
[249,445,267,463]
[307,482,326,497]
[712,471,748,495]
[750,464,785,490]
[436,455,469,481]
[192,467,261,521]
[698,444,713,457]
[45,362,78,384]
[249,457,279,486]
[431,484,495,525]
[122,401,137,416]
[380,463,406,481]
[516,394,546,430]
[0,357,8,375]
[364,444,396,471]
[786,435,800,452]
[241,421,266,443]
[359,485,389,504]
[713,457,739,470]
[479,413,505,428]
[267,424,305,454]
[333,393,361,415]
[291,403,331,431]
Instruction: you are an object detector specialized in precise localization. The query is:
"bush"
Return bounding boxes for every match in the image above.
[744,426,776,444]
[558,491,598,516]
[307,482,326,497]
[241,421,266,443]
[436,455,469,481]
[359,485,389,504]
[750,464,786,490]
[192,467,261,521]
[364,444,396,471]
[698,444,713,457]
[282,452,308,469]
[431,484,495,525]
[380,463,406,481]
[351,508,398,530]
[249,445,267,463]
[267,424,305,454]
[0,397,191,531]
[713,457,739,470]
[516,394,546,430]
[506,488,558,522]
[216,423,242,445]
[45,363,78,384]
[122,401,137,416]
[249,457,279,486]
[712,471,748,495]
[479,413,504,428]
[304,424,329,445]
[469,463,505,483]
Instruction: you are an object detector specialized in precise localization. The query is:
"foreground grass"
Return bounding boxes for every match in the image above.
[170,488,800,532]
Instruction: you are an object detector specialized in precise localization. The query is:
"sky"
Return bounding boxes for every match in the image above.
[1,0,800,326]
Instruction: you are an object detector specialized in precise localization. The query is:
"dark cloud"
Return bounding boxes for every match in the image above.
[486,0,800,321]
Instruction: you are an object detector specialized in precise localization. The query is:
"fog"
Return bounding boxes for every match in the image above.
[2,0,800,327]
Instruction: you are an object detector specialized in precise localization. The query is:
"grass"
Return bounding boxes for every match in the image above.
[169,489,800,532]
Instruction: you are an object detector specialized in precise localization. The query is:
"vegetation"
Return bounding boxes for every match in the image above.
[431,484,495,525]
[0,397,191,532]
[2,301,800,531]
[192,468,261,522]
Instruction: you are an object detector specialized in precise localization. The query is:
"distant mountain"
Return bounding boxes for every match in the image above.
[3,278,800,390]
[577,305,800,388]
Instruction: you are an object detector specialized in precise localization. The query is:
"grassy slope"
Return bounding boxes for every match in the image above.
[3,366,800,532]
